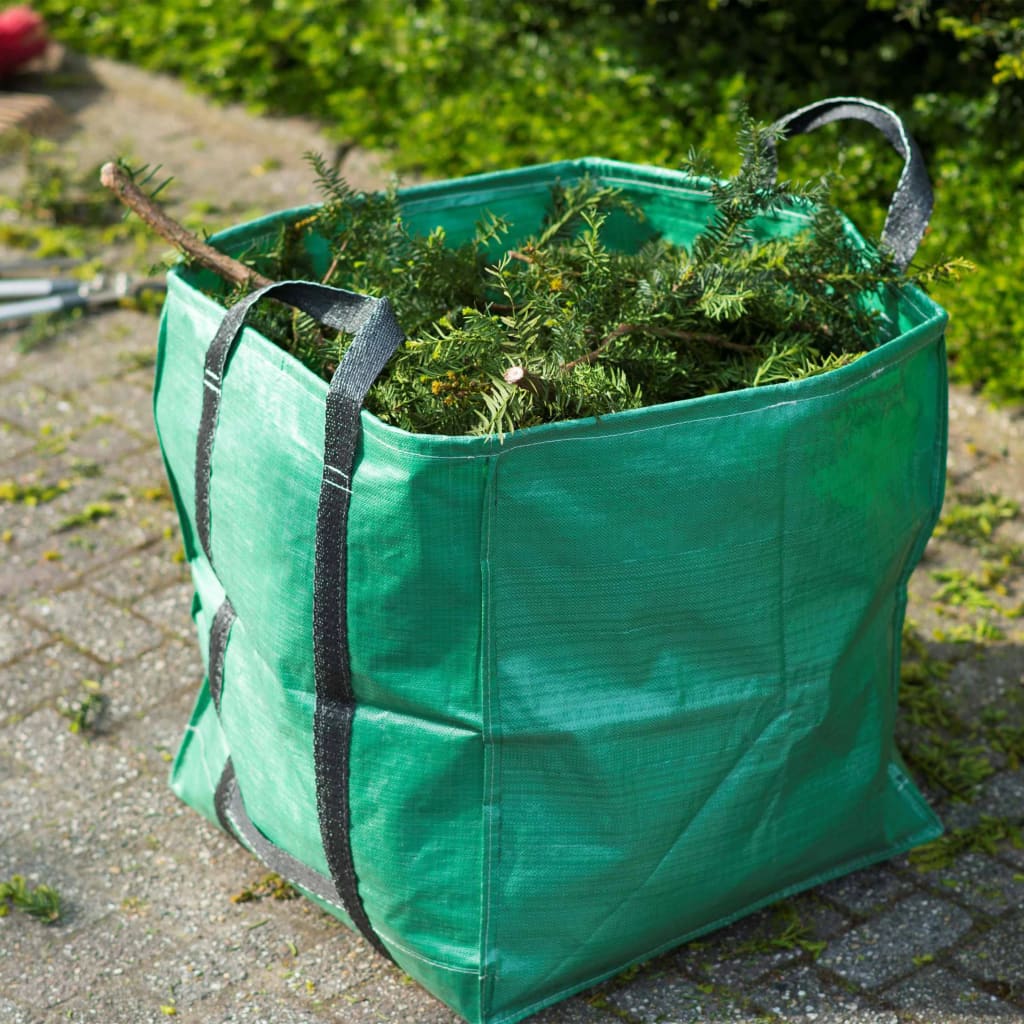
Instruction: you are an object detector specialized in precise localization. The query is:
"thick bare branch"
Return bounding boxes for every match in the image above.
[99,162,273,289]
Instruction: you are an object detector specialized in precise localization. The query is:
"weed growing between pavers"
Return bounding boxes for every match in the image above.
[0,476,72,505]
[230,872,299,904]
[932,562,1022,617]
[983,712,1024,771]
[897,485,1024,874]
[55,678,107,734]
[929,490,1023,645]
[898,623,997,798]
[0,874,61,923]
[14,308,85,355]
[910,817,1024,872]
[933,491,1021,548]
[0,137,151,260]
[722,902,828,961]
[57,501,116,532]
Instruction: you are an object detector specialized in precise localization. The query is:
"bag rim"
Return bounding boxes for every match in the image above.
[166,156,949,455]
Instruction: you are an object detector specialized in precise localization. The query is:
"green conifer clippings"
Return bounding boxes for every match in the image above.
[214,116,964,437]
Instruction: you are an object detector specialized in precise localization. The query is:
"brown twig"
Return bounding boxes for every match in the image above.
[502,365,553,401]
[561,322,752,373]
[99,162,273,289]
[504,321,754,395]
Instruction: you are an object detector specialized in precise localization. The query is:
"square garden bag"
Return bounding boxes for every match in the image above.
[158,98,946,1024]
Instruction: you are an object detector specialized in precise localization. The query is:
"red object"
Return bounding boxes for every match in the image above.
[0,6,48,77]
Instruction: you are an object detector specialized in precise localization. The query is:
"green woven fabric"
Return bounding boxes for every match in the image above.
[159,158,946,1024]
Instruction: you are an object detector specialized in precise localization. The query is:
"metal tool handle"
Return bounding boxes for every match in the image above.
[0,292,87,324]
[0,279,82,300]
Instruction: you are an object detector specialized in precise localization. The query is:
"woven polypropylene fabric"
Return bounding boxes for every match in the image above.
[159,157,947,1024]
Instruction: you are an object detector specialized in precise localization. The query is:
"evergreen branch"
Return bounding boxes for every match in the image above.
[562,322,753,373]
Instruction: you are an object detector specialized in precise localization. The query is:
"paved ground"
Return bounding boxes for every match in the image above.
[1,53,1023,1024]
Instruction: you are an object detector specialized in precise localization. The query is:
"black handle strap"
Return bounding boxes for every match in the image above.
[768,97,933,270]
[195,280,402,565]
[195,280,405,963]
[214,759,358,920]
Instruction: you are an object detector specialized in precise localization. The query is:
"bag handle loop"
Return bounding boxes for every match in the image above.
[195,279,404,963]
[195,280,403,564]
[768,97,933,270]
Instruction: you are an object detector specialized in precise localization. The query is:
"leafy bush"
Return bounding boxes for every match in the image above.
[34,0,1024,401]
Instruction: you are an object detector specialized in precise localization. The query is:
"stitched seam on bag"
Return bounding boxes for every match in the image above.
[372,935,479,975]
[484,816,942,1024]
[888,763,944,825]
[362,332,943,463]
[480,454,499,998]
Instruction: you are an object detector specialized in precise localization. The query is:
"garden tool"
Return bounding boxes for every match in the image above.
[0,268,165,324]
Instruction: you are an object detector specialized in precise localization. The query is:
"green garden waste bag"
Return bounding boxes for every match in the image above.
[158,98,946,1024]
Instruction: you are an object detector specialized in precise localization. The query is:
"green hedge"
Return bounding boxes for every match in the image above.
[35,0,1024,401]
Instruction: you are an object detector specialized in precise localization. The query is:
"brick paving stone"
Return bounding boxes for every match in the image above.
[1,476,154,575]
[59,418,152,466]
[974,770,1024,826]
[882,964,1022,1021]
[208,1006,349,1024]
[818,866,914,917]
[101,639,201,724]
[253,930,397,1008]
[0,607,51,664]
[26,410,150,467]
[4,703,153,802]
[196,995,373,1024]
[70,789,344,961]
[0,756,65,852]
[526,997,626,1022]
[132,580,197,641]
[0,342,21,379]
[923,852,1024,916]
[1,641,102,722]
[92,763,211,869]
[75,371,160,443]
[999,842,1024,871]
[0,996,42,1024]
[321,974,467,1023]
[0,495,158,603]
[818,893,974,990]
[88,540,188,602]
[151,883,348,981]
[607,970,766,1023]
[671,902,828,989]
[750,963,897,1023]
[16,311,158,393]
[0,376,61,433]
[45,985,189,1024]
[785,891,852,940]
[943,644,1024,730]
[20,585,163,664]
[0,909,178,1010]
[953,911,1024,990]
[246,934,464,1023]
[0,418,33,464]
[66,803,256,940]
